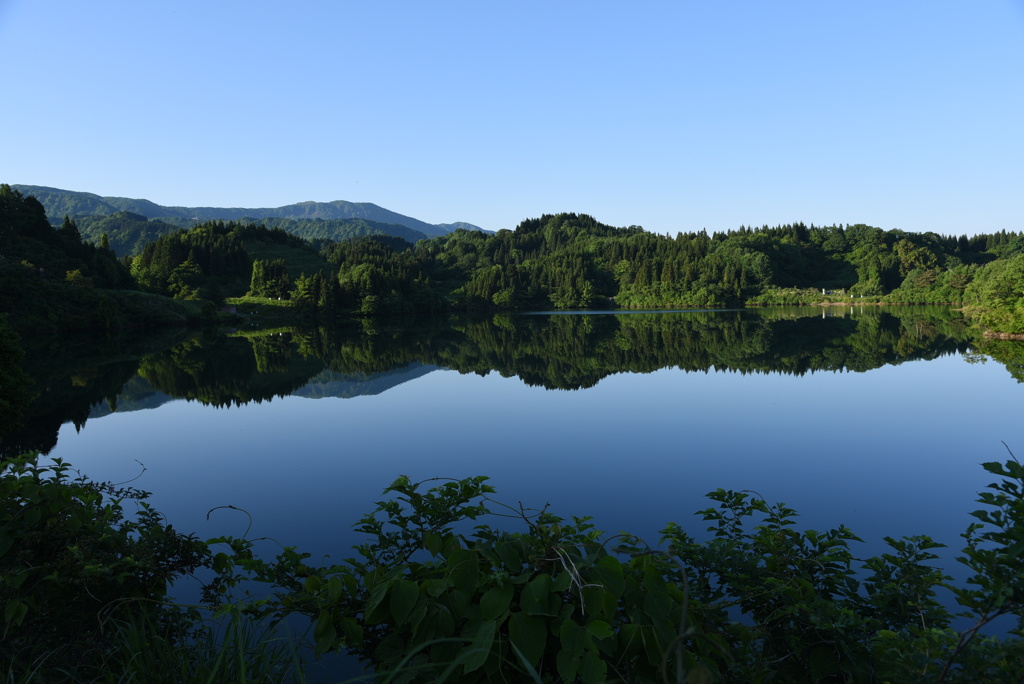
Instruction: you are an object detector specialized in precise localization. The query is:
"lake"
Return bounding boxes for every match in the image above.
[10,305,1024,669]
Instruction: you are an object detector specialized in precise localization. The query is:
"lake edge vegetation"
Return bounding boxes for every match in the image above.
[3,451,1024,682]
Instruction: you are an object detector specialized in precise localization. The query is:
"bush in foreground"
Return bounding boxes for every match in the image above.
[4,452,1024,682]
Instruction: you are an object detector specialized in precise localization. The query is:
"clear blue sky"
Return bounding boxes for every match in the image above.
[2,1,1021,236]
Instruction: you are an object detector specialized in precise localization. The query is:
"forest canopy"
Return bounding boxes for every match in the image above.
[4,184,1024,333]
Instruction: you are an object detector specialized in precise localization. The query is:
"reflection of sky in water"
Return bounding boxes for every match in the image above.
[52,353,1024,587]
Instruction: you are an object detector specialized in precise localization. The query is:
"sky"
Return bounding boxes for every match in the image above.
[1,1,1022,236]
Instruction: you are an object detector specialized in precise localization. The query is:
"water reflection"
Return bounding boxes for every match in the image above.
[1,306,1008,457]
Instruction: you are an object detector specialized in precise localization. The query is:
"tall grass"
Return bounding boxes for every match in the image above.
[3,606,310,684]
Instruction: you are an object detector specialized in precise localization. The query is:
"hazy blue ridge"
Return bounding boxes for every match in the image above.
[291,363,440,399]
[11,184,485,236]
[86,364,441,419]
[88,376,176,418]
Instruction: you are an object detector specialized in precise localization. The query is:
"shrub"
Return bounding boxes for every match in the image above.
[0,455,209,677]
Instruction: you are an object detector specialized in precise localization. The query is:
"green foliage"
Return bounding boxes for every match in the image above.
[0,185,132,291]
[129,221,251,300]
[200,456,1024,683]
[249,258,292,299]
[328,236,449,316]
[411,216,1012,313]
[0,186,208,338]
[0,315,35,439]
[126,219,341,305]
[962,254,1024,333]
[11,184,465,238]
[0,454,209,677]
[255,215,430,244]
[11,185,1024,325]
[75,211,182,257]
[6,444,1024,681]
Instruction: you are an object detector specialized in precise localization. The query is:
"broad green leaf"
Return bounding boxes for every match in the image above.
[583,584,616,618]
[338,616,363,646]
[480,583,514,621]
[551,572,572,592]
[314,610,337,649]
[4,600,28,627]
[327,575,347,601]
[448,548,479,590]
[594,555,625,597]
[389,579,420,624]
[442,534,462,558]
[374,632,409,668]
[688,663,716,684]
[447,588,472,616]
[424,530,443,555]
[364,582,389,624]
[580,649,607,684]
[557,648,580,682]
[462,619,496,673]
[586,619,614,640]
[423,604,455,639]
[521,573,556,616]
[560,618,587,656]
[508,612,547,666]
[498,541,523,569]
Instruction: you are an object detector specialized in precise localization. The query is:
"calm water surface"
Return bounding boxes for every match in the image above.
[34,307,1024,580]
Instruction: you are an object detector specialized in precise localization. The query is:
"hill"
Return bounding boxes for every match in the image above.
[73,211,430,257]
[0,185,206,336]
[11,185,485,238]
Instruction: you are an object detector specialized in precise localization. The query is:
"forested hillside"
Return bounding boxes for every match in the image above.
[73,212,432,258]
[253,212,1021,330]
[0,185,205,335]
[11,185,482,238]
[5,184,1024,334]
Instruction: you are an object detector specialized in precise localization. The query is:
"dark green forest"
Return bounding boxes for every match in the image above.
[0,186,209,337]
[6,183,1024,338]
[106,205,1024,333]
[73,211,432,258]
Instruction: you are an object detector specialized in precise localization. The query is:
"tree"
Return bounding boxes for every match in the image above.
[167,253,205,300]
[0,316,35,436]
[249,258,291,298]
[963,254,1024,333]
[59,215,81,243]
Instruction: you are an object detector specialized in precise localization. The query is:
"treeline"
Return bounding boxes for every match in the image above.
[6,182,1024,333]
[0,185,205,335]
[122,210,1024,329]
[433,215,1021,311]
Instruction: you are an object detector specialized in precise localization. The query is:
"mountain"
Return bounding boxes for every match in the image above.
[73,210,432,257]
[87,363,441,418]
[11,185,485,238]
[290,363,440,399]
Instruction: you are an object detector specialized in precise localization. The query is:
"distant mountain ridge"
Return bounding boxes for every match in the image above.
[87,363,441,419]
[11,185,485,238]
